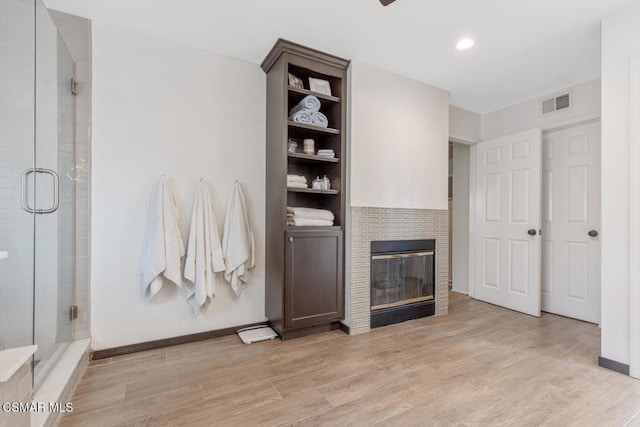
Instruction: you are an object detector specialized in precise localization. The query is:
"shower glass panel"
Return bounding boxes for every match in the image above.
[32,0,76,389]
[0,0,77,392]
[0,0,36,353]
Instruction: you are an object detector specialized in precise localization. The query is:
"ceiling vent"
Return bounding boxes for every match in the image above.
[541,92,571,115]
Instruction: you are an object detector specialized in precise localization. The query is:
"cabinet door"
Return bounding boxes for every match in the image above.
[285,230,343,329]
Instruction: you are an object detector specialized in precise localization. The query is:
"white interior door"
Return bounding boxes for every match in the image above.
[541,122,600,323]
[472,128,542,316]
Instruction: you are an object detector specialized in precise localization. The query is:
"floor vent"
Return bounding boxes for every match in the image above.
[542,92,570,114]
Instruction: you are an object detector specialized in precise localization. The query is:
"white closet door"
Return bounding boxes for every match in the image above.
[472,128,542,316]
[542,122,601,323]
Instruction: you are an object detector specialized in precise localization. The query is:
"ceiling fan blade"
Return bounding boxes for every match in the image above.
[379,0,396,6]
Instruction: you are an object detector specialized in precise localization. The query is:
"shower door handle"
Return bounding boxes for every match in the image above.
[21,168,60,214]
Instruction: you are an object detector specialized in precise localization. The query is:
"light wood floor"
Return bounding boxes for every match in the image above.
[61,294,640,426]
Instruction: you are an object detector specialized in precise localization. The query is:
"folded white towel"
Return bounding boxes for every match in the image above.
[289,95,321,116]
[287,181,309,188]
[222,182,255,296]
[287,206,335,222]
[287,183,308,189]
[141,176,185,302]
[286,174,307,184]
[289,110,313,124]
[311,111,328,128]
[317,150,335,158]
[317,149,334,154]
[184,180,225,316]
[287,218,334,226]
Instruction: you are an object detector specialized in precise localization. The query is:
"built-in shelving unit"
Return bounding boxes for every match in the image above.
[261,39,349,340]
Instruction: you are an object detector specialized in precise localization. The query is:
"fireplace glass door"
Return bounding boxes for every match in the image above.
[371,251,434,310]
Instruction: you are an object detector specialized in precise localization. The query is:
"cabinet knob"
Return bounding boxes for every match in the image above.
[289,237,293,242]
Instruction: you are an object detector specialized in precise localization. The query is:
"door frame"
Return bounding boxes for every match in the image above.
[448,135,475,296]
[629,58,640,379]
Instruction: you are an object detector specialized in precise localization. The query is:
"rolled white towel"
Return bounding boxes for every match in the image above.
[287,206,334,222]
[289,95,321,116]
[311,111,328,128]
[287,182,308,189]
[289,110,313,124]
[287,218,334,227]
[286,174,307,184]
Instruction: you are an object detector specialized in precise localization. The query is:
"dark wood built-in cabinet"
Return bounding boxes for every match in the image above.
[286,230,343,330]
[261,39,349,339]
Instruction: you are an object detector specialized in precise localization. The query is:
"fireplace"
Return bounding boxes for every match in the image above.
[370,239,436,328]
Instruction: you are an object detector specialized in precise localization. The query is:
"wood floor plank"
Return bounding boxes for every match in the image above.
[292,388,413,426]
[62,294,640,426]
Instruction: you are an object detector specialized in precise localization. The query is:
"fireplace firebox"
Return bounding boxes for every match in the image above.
[370,239,435,328]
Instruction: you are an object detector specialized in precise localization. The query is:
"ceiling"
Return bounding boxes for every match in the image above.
[45,0,640,113]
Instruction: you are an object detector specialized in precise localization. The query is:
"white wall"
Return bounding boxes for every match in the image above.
[91,22,266,350]
[601,3,640,367]
[482,78,601,140]
[449,105,481,143]
[350,61,449,210]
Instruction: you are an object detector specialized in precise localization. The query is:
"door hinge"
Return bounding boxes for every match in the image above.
[69,305,78,321]
[71,78,79,96]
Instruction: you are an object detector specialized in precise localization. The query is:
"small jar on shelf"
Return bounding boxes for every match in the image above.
[312,177,322,190]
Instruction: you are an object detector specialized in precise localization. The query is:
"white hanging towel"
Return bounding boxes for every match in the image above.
[141,176,185,302]
[222,181,255,296]
[184,180,225,315]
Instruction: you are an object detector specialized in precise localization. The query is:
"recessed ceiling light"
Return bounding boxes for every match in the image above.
[456,38,475,50]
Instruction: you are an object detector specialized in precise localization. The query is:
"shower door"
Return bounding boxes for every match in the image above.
[32,0,76,388]
[0,0,36,353]
[0,0,76,390]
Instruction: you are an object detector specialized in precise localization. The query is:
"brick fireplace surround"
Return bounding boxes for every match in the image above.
[348,207,449,335]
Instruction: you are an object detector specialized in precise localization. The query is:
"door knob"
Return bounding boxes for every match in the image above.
[527,229,537,236]
[588,230,598,237]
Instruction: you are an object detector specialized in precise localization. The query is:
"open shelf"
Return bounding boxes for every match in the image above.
[288,121,339,137]
[285,225,342,231]
[288,86,340,103]
[288,152,339,164]
[287,187,339,195]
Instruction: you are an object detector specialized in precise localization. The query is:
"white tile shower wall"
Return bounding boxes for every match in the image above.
[349,207,449,335]
[0,363,32,427]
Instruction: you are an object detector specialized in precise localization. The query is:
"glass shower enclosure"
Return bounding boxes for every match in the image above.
[0,0,78,390]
